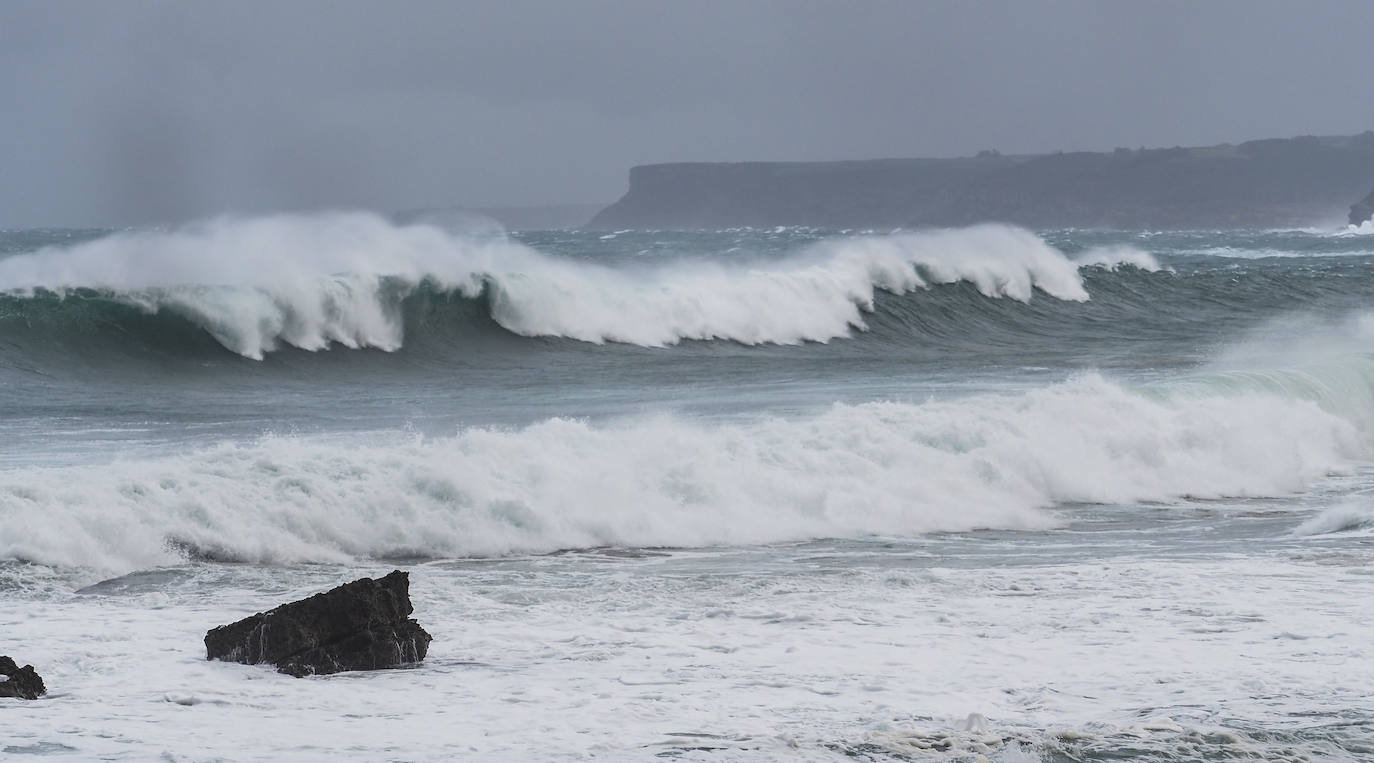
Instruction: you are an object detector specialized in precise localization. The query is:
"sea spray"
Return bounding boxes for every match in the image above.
[1291,500,1374,536]
[5,224,1374,762]
[1,372,1361,575]
[0,214,1159,357]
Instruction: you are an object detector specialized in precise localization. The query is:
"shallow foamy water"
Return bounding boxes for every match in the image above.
[5,497,1373,761]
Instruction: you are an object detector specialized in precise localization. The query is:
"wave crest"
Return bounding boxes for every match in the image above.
[0,214,1159,358]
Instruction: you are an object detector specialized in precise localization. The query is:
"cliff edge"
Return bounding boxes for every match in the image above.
[589,132,1374,230]
[1351,187,1374,227]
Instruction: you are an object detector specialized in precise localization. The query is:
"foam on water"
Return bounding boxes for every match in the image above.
[0,213,1159,357]
[1,371,1363,576]
[3,550,1371,760]
[1292,500,1374,535]
[1070,244,1169,271]
[1339,219,1374,235]
[4,222,1374,761]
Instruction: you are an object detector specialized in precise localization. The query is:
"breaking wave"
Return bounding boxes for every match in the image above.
[1,370,1363,575]
[1292,501,1374,536]
[0,213,1159,359]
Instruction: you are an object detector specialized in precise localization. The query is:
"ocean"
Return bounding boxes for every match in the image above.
[2,214,1373,761]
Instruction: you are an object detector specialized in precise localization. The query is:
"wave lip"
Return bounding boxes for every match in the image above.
[0,214,499,359]
[0,214,1159,358]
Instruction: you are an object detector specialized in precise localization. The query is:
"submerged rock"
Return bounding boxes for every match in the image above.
[204,570,432,677]
[0,656,46,700]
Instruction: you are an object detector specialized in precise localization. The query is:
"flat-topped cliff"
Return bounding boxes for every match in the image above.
[589,133,1374,230]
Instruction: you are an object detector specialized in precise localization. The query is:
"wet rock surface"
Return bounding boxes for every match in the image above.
[0,656,46,700]
[204,570,431,677]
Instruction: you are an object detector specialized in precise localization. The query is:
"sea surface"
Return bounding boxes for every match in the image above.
[3,214,1374,761]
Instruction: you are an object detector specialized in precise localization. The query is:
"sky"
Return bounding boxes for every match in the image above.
[3,0,1373,227]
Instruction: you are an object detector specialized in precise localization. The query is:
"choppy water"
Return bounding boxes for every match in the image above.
[3,215,1374,760]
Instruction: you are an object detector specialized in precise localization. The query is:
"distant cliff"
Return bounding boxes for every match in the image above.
[589,133,1374,230]
[1352,187,1374,227]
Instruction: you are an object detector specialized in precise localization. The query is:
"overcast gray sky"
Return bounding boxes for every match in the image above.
[4,0,1372,227]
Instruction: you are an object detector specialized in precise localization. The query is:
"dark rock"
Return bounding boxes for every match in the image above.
[1351,187,1374,227]
[204,570,432,677]
[0,656,46,700]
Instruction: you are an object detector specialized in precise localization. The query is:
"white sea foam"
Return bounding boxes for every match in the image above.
[1292,500,1374,536]
[1071,244,1166,271]
[1180,245,1373,259]
[3,544,1371,760]
[0,373,1360,575]
[0,213,1158,357]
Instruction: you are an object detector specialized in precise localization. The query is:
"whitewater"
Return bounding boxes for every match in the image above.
[4,216,1374,761]
[0,214,1157,357]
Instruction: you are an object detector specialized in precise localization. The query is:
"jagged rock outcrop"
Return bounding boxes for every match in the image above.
[1351,187,1374,227]
[205,570,431,677]
[588,132,1374,231]
[0,656,46,700]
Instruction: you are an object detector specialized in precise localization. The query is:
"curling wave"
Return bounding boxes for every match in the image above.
[0,213,1159,358]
